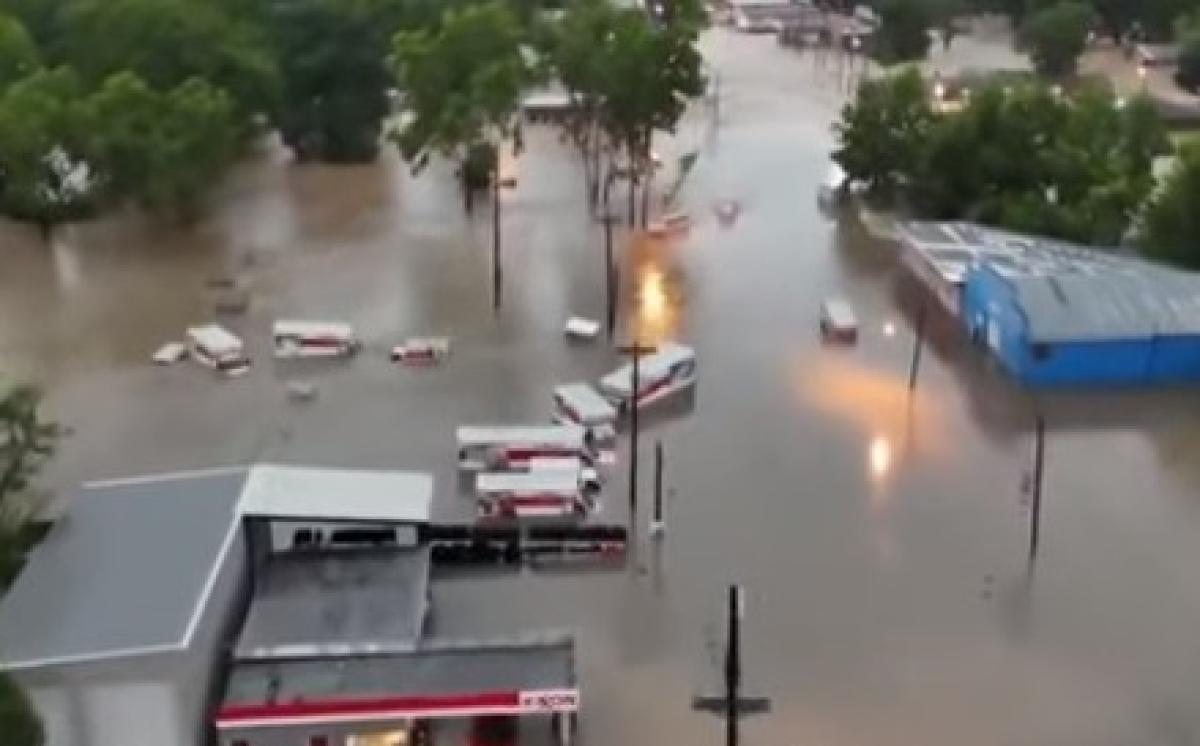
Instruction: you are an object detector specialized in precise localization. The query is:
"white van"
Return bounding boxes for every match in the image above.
[476,470,590,520]
[599,342,696,411]
[456,425,593,471]
[186,324,249,377]
[273,320,360,358]
[820,298,858,342]
[552,383,618,444]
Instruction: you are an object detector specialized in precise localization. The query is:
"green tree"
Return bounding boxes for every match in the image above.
[0,66,95,225]
[872,0,933,63]
[1142,142,1200,268]
[0,12,37,89]
[1020,1,1093,78]
[596,4,705,222]
[0,672,42,746]
[269,0,398,162]
[834,68,934,203]
[88,72,240,216]
[392,1,530,179]
[58,0,277,119]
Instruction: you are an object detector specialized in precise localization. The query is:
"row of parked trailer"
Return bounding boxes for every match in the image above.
[159,321,452,375]
[458,342,698,522]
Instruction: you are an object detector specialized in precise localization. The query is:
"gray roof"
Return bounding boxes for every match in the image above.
[234,548,431,660]
[222,634,576,708]
[1007,269,1200,342]
[0,468,248,670]
[899,221,1200,342]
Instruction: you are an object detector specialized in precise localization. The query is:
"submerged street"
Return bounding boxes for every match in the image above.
[6,26,1200,746]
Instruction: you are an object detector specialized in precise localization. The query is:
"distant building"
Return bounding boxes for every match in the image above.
[899,221,1200,387]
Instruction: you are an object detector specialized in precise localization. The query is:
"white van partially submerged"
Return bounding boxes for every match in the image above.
[552,383,618,445]
[272,320,360,358]
[599,342,696,411]
[186,324,249,377]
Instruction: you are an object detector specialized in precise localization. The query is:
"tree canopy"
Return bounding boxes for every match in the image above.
[1141,142,1200,268]
[391,1,532,171]
[834,69,1169,245]
[269,0,400,162]
[872,0,934,63]
[1020,1,1093,78]
[0,12,37,88]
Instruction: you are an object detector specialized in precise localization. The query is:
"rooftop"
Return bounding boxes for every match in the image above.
[998,267,1200,342]
[0,463,435,671]
[234,548,432,660]
[899,221,1132,287]
[0,468,246,670]
[218,634,577,727]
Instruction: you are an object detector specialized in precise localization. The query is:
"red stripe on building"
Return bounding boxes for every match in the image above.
[217,690,520,724]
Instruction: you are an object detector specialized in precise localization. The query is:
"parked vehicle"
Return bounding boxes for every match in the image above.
[186,324,249,377]
[553,383,618,445]
[476,470,590,521]
[820,298,858,342]
[272,320,360,358]
[599,342,696,411]
[457,425,594,471]
[391,337,451,365]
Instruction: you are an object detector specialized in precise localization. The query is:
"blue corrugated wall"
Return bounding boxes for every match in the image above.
[959,265,1200,386]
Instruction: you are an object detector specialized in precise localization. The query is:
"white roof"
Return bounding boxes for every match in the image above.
[457,425,586,448]
[272,320,357,338]
[239,465,432,524]
[600,342,695,395]
[477,471,581,495]
[553,383,617,423]
[187,323,243,352]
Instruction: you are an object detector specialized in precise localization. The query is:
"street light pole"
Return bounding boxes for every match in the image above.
[603,173,618,339]
[692,585,770,746]
[650,440,665,536]
[617,342,656,525]
[492,162,502,312]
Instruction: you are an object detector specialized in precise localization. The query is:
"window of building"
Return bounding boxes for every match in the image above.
[309,737,329,746]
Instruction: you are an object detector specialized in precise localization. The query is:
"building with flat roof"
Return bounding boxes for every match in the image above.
[0,464,436,746]
[0,463,585,746]
[897,221,1200,386]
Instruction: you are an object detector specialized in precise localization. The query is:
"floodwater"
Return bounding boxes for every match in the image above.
[7,26,1200,746]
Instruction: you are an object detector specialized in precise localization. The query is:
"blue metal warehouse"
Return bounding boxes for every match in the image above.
[897,221,1200,387]
[962,262,1200,386]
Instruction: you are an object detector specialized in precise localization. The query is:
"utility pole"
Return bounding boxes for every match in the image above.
[693,585,771,746]
[492,158,502,312]
[1029,414,1046,563]
[908,306,927,392]
[617,342,656,524]
[650,440,665,537]
[602,173,618,339]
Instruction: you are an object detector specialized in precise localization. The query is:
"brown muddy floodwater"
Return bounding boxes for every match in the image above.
[6,27,1200,746]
